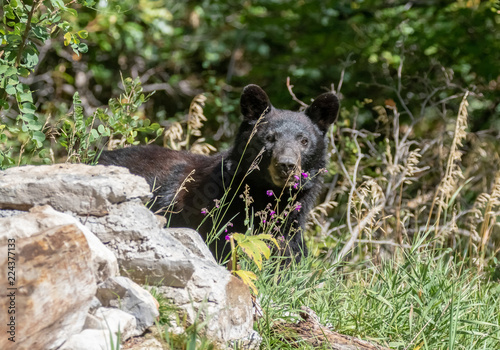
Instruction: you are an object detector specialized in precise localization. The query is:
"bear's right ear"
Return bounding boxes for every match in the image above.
[240,84,272,121]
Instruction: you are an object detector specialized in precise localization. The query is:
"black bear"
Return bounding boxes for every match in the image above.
[98,84,339,263]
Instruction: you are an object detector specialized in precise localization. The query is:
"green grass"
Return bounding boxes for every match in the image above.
[146,241,500,349]
[249,246,500,350]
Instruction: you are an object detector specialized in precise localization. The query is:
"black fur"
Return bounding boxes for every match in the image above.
[99,85,339,263]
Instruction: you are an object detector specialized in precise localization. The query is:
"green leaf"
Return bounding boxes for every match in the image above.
[20,102,36,114]
[77,30,88,39]
[17,68,30,77]
[66,8,78,17]
[0,65,9,75]
[32,131,46,147]
[78,43,88,53]
[5,84,16,95]
[22,45,39,69]
[232,233,278,270]
[17,91,33,103]
[31,24,49,41]
[4,67,18,77]
[50,0,65,9]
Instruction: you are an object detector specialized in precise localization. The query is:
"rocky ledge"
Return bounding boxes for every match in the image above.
[0,164,260,350]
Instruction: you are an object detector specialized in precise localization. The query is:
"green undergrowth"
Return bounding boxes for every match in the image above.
[146,242,500,350]
[250,246,500,350]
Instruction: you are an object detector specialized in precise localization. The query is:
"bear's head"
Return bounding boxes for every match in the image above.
[236,84,339,189]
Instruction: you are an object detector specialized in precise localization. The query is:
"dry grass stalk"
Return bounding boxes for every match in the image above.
[426,91,469,233]
[472,173,500,255]
[162,94,217,154]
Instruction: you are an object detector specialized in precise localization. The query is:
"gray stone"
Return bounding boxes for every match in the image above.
[230,330,263,350]
[96,276,159,333]
[166,227,216,263]
[86,307,138,340]
[0,206,119,283]
[159,266,254,345]
[0,164,150,215]
[0,213,96,350]
[0,163,258,347]
[59,329,114,350]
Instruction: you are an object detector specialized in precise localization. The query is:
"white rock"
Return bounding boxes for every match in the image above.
[85,307,138,340]
[96,276,159,333]
[166,227,216,263]
[0,164,151,215]
[59,329,114,350]
[0,214,96,350]
[0,206,118,283]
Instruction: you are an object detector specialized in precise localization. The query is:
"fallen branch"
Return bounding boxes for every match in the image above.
[273,306,393,350]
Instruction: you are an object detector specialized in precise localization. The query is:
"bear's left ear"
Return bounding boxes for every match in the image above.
[305,92,339,133]
[240,84,272,121]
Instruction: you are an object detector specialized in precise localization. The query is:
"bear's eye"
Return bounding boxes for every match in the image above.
[301,138,309,146]
[266,134,275,143]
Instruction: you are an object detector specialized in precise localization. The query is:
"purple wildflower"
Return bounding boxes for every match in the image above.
[293,183,299,189]
[262,219,266,224]
[295,202,302,212]
[266,190,274,197]
[294,175,300,181]
[225,235,231,241]
[301,172,308,178]
[270,210,276,218]
[201,208,208,215]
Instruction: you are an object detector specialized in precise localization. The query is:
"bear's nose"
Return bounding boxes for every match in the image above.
[277,157,296,174]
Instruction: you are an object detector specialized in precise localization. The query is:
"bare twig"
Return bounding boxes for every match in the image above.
[286,77,309,109]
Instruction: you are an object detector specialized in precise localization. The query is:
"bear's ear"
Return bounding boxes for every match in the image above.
[240,84,272,121]
[305,92,339,133]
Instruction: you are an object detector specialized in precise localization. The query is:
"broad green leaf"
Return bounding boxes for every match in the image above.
[232,233,278,270]
[32,131,46,147]
[0,65,9,75]
[77,30,88,39]
[4,67,18,77]
[50,0,65,9]
[17,91,33,103]
[31,24,49,41]
[66,8,78,17]
[78,43,88,53]
[5,84,16,95]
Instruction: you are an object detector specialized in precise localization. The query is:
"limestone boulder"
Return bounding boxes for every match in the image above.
[0,164,150,215]
[0,216,96,350]
[96,276,159,333]
[0,206,118,283]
